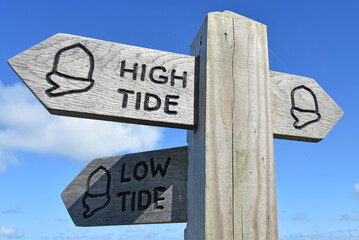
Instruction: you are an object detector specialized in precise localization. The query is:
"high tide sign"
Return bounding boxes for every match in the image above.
[8,33,196,129]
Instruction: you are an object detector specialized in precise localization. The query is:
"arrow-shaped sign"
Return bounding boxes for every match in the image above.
[61,146,188,226]
[8,33,196,130]
[270,71,343,142]
[8,34,343,141]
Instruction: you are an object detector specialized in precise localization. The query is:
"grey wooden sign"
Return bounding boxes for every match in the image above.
[8,34,342,140]
[270,71,343,142]
[61,146,188,226]
[8,33,196,129]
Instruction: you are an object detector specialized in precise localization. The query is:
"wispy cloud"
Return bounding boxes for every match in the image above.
[41,224,184,240]
[127,225,145,232]
[0,81,163,172]
[292,214,309,222]
[46,230,114,240]
[281,228,359,240]
[341,214,359,221]
[2,206,21,214]
[55,218,68,223]
[0,226,24,239]
[0,150,18,173]
[354,183,359,200]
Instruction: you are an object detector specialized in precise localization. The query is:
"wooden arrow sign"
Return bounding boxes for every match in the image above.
[61,146,188,226]
[8,33,196,129]
[270,71,343,142]
[8,34,342,141]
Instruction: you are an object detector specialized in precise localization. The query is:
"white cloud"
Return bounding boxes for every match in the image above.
[298,231,319,237]
[127,225,145,232]
[349,228,359,237]
[281,228,359,240]
[0,81,162,172]
[55,217,68,223]
[0,226,24,238]
[48,230,113,240]
[0,150,18,173]
[341,214,359,221]
[2,206,22,214]
[291,214,308,222]
[354,183,359,200]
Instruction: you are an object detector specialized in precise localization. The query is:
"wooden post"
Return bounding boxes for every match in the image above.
[185,11,278,240]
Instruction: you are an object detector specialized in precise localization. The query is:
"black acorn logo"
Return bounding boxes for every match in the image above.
[82,166,111,219]
[290,85,321,129]
[46,43,95,97]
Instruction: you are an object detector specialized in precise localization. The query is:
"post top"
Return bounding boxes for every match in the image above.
[208,10,265,26]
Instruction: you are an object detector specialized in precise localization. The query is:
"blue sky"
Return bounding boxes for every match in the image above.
[0,0,358,239]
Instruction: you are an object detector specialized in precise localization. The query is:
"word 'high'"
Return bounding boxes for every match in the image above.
[119,60,188,88]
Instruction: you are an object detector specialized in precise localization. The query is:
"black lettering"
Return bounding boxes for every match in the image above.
[133,161,148,181]
[141,64,146,81]
[171,69,187,88]
[144,93,161,111]
[154,187,166,210]
[131,191,136,212]
[120,163,131,183]
[135,92,141,110]
[149,66,168,84]
[138,190,151,211]
[117,191,131,211]
[164,95,179,115]
[117,89,134,108]
[120,60,138,80]
[150,157,171,178]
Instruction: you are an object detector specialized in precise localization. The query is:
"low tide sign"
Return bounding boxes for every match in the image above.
[8,33,196,129]
[61,147,188,226]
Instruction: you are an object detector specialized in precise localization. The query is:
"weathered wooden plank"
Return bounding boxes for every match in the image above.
[8,34,196,129]
[185,16,208,239]
[7,33,342,138]
[186,11,234,240]
[185,11,278,240]
[61,146,188,226]
[270,71,343,142]
[231,11,278,239]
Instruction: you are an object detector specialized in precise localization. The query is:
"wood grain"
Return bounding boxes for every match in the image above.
[186,12,234,240]
[8,34,196,129]
[185,16,208,239]
[61,146,188,226]
[231,11,278,240]
[7,34,342,139]
[186,11,278,240]
[270,71,343,142]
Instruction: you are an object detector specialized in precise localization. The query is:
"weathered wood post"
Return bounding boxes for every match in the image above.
[186,11,278,239]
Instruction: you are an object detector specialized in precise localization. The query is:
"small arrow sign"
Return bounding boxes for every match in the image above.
[8,33,196,129]
[61,146,188,226]
[270,71,343,142]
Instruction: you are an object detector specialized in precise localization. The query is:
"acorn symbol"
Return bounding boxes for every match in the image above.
[45,43,95,97]
[82,166,111,219]
[290,85,321,129]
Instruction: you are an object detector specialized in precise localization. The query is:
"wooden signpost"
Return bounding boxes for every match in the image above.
[8,33,196,129]
[8,10,343,240]
[61,146,188,226]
